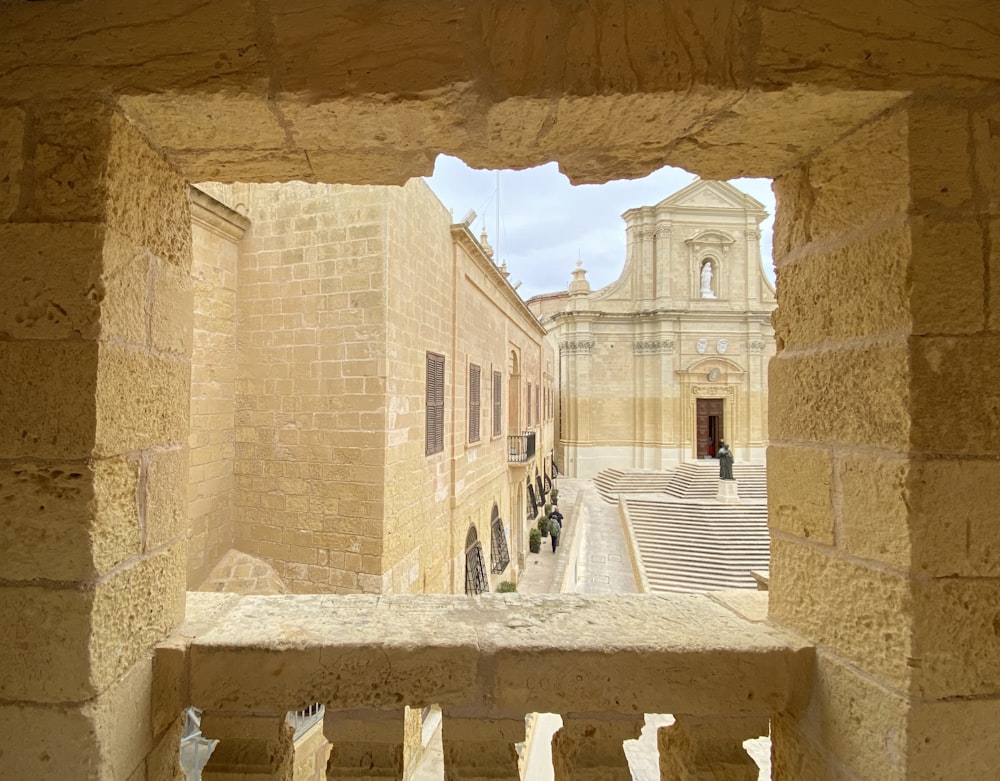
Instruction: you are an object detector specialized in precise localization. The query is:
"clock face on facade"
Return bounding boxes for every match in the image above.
[708,368,721,382]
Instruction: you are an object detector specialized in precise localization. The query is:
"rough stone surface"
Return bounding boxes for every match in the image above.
[169,593,811,718]
[766,445,833,544]
[0,223,104,340]
[0,340,98,459]
[0,106,25,220]
[769,537,913,692]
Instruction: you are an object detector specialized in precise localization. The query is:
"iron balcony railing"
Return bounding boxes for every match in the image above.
[507,431,536,462]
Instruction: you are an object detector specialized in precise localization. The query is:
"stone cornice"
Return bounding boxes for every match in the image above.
[451,224,547,338]
[189,185,250,241]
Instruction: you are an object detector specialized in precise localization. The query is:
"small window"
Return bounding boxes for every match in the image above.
[465,526,489,595]
[526,481,538,520]
[426,352,445,456]
[526,382,532,427]
[492,370,502,437]
[490,505,510,574]
[535,385,540,424]
[468,363,481,443]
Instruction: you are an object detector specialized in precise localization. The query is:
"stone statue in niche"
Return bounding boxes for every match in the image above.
[700,260,716,298]
[717,441,734,480]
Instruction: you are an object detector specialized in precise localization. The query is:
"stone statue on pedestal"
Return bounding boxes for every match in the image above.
[717,441,734,480]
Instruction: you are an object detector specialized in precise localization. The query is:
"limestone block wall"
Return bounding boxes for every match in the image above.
[0,103,190,779]
[767,97,1000,779]
[203,182,390,594]
[187,191,246,587]
[382,181,455,593]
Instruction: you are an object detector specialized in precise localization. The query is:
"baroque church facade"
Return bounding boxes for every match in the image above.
[529,180,775,478]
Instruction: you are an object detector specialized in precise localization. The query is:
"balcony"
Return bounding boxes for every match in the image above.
[161,591,812,779]
[507,432,536,463]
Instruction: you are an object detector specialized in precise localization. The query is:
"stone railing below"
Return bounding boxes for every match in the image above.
[159,591,813,780]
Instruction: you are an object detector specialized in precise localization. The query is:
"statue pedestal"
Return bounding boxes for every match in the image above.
[717,479,740,504]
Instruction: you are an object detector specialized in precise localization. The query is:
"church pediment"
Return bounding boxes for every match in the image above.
[685,228,736,246]
[656,179,767,213]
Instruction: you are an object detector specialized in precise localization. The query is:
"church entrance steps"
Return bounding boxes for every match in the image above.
[623,497,770,594]
[662,462,768,500]
[593,468,675,502]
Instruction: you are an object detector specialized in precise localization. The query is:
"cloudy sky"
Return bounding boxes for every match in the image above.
[424,155,776,302]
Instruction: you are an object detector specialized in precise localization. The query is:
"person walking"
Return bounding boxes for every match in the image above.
[548,514,561,553]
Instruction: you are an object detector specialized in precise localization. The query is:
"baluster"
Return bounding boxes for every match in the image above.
[551,714,643,780]
[324,708,405,780]
[658,714,767,780]
[441,709,524,780]
[199,711,294,780]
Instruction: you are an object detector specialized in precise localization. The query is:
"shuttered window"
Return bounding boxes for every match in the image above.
[468,363,481,443]
[492,370,502,437]
[526,382,532,426]
[535,385,540,424]
[426,352,445,456]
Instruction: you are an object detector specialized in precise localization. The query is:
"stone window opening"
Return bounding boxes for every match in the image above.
[489,504,510,574]
[464,525,489,595]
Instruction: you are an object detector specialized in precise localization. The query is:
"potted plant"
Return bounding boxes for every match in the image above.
[498,580,517,592]
[538,516,550,537]
[550,489,559,505]
[529,528,542,553]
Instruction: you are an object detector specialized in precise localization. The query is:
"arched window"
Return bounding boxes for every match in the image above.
[526,478,538,520]
[464,526,489,595]
[535,474,546,504]
[489,504,510,574]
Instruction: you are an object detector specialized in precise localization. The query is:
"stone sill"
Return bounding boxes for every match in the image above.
[161,591,813,720]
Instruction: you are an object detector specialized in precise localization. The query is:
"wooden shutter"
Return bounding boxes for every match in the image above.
[426,352,445,455]
[468,363,481,443]
[492,370,502,437]
[526,382,532,426]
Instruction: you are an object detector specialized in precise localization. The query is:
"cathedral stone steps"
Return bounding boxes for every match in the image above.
[593,468,675,503]
[662,461,769,500]
[624,497,770,593]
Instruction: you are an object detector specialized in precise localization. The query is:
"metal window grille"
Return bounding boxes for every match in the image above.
[426,352,445,455]
[468,363,481,443]
[527,482,538,519]
[490,513,510,574]
[492,370,502,437]
[535,474,545,504]
[544,474,552,492]
[465,543,489,594]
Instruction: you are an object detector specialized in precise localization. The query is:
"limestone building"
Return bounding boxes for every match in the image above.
[3,4,1000,780]
[530,180,775,477]
[188,180,555,597]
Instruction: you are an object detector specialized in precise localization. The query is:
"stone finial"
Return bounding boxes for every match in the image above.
[568,260,591,297]
[480,229,494,260]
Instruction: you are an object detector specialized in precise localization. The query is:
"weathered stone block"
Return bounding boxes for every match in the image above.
[94,343,189,455]
[91,543,187,694]
[907,99,975,212]
[908,696,1000,779]
[770,537,913,691]
[773,224,910,349]
[766,445,833,544]
[0,223,104,340]
[0,340,98,459]
[908,217,985,334]
[907,458,1000,577]
[0,585,95,701]
[911,577,1000,699]
[838,453,911,569]
[146,446,190,550]
[769,343,909,449]
[0,701,101,780]
[909,334,1000,456]
[99,229,151,346]
[0,105,25,219]
[28,103,112,221]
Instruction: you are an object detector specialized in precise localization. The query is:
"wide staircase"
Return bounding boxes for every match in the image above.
[603,460,770,593]
[662,461,768,499]
[625,497,769,592]
[593,468,675,502]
